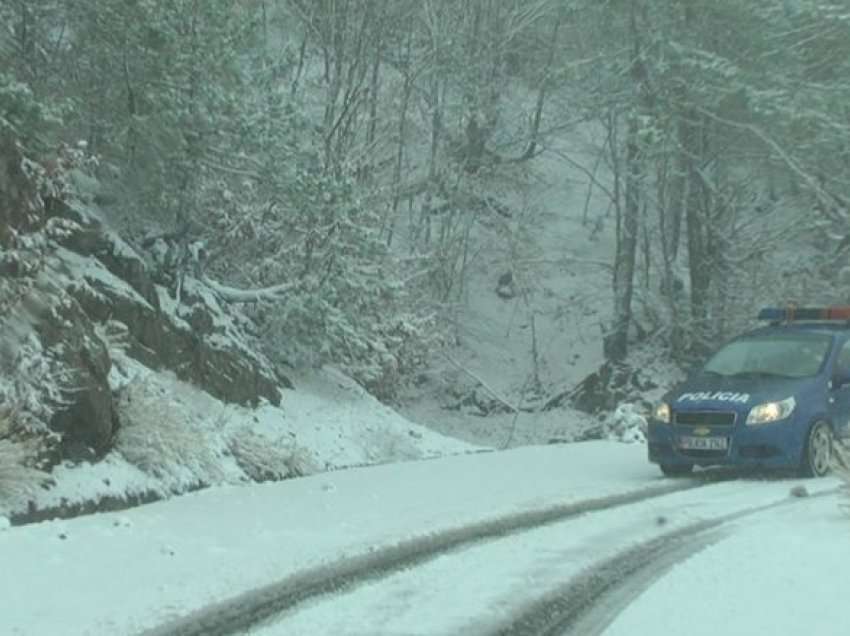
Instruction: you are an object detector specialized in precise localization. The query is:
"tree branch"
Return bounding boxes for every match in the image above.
[694,106,848,223]
[442,352,518,414]
[202,276,295,303]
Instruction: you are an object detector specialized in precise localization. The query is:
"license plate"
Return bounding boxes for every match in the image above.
[678,436,728,451]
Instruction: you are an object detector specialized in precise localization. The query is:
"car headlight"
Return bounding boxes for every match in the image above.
[653,402,671,424]
[746,396,796,425]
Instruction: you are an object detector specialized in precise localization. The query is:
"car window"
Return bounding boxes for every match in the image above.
[703,333,833,379]
[834,340,850,377]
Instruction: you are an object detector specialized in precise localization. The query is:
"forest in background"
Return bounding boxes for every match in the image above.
[3,0,850,398]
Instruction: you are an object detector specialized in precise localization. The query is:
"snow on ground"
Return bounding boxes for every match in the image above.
[249,476,843,636]
[1,355,475,520]
[438,128,614,400]
[2,435,847,636]
[0,208,480,520]
[260,366,477,470]
[394,119,681,449]
[0,442,657,636]
[397,392,595,449]
[606,492,850,636]
[398,341,678,451]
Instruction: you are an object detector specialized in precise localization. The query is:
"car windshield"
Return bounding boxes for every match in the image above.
[702,333,833,379]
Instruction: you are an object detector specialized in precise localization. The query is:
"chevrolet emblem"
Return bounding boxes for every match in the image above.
[693,426,711,436]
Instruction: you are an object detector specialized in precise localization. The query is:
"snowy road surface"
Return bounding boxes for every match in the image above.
[245,480,841,636]
[1,442,847,636]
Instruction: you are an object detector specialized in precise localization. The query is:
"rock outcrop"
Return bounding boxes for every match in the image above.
[49,205,287,450]
[53,213,286,402]
[37,289,114,459]
[1,141,288,465]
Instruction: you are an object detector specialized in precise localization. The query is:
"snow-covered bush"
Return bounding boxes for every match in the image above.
[227,428,313,482]
[199,151,440,399]
[359,424,422,463]
[603,403,647,444]
[0,74,92,228]
[0,331,69,436]
[0,73,62,147]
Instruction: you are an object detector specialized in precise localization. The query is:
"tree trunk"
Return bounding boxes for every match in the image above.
[386,26,414,247]
[604,1,644,362]
[366,14,383,148]
[684,110,713,353]
[606,110,640,361]
[522,7,562,160]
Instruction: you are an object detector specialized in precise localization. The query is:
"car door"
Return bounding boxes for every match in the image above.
[829,338,850,439]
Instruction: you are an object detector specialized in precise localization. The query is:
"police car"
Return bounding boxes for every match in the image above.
[648,307,850,478]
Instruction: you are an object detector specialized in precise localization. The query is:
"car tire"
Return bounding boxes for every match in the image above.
[660,463,693,477]
[799,420,832,478]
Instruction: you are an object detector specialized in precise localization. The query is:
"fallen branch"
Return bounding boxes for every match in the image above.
[202,276,296,304]
[442,352,518,414]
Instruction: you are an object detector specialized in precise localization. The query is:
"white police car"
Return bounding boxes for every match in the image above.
[648,307,850,477]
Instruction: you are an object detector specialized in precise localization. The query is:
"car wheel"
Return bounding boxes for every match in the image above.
[799,421,832,478]
[660,463,693,477]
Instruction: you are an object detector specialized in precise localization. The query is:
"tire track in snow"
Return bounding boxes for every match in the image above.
[140,479,717,636]
[490,486,842,636]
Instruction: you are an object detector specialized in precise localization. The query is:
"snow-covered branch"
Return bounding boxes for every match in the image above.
[202,276,296,304]
[516,255,614,272]
[694,106,848,223]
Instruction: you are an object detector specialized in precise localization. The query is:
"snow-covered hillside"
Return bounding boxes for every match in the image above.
[0,193,475,524]
[392,116,681,448]
[1,350,475,523]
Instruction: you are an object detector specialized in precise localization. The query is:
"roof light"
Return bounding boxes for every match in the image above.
[757,307,850,321]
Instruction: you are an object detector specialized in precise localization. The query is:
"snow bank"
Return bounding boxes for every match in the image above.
[2,351,475,522]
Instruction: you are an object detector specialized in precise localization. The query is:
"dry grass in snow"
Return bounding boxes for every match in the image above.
[0,426,50,516]
[113,375,231,490]
[112,367,315,492]
[227,427,313,481]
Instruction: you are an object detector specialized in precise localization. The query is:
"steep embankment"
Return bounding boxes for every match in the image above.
[0,141,472,524]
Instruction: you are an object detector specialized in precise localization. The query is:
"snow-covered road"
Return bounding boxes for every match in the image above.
[246,479,841,636]
[605,492,850,636]
[2,442,848,636]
